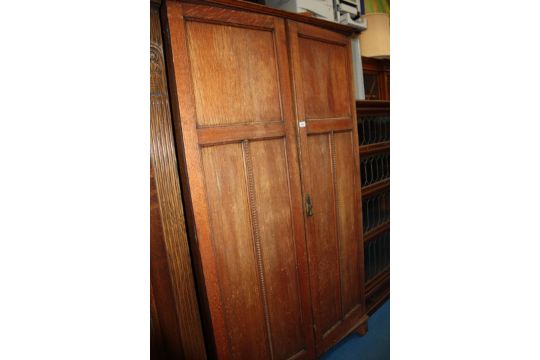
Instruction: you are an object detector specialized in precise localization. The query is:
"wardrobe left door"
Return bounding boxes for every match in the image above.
[164,2,315,360]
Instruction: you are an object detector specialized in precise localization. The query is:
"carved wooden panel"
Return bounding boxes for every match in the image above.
[287,20,367,355]
[151,163,183,359]
[165,2,315,359]
[150,4,207,359]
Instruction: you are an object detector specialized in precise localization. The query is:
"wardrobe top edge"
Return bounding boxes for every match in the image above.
[165,0,360,35]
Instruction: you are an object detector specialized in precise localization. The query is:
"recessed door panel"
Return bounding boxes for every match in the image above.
[186,21,282,126]
[334,131,361,315]
[202,143,270,360]
[250,139,305,359]
[306,133,341,333]
[297,37,350,120]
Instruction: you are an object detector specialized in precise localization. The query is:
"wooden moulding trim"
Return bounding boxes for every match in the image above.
[365,268,389,294]
[150,4,207,359]
[356,99,389,116]
[359,141,389,155]
[296,22,351,46]
[363,221,390,243]
[356,100,390,116]
[365,270,390,314]
[176,0,360,35]
[306,118,352,134]
[362,179,389,197]
[182,2,275,30]
[356,109,389,116]
[288,349,307,360]
[366,287,389,315]
[197,122,285,145]
[242,140,275,358]
[320,313,369,355]
[360,57,390,72]
[356,100,390,110]
[322,304,360,339]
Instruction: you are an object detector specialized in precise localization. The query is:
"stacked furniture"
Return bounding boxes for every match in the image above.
[161,0,368,358]
[358,57,390,314]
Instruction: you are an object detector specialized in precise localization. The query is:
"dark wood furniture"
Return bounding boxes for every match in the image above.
[357,57,390,313]
[361,57,390,101]
[161,0,367,358]
[150,2,207,358]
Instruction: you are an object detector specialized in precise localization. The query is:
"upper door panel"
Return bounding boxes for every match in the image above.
[186,21,282,126]
[297,36,351,120]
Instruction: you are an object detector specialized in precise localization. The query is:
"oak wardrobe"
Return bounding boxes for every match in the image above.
[162,0,367,358]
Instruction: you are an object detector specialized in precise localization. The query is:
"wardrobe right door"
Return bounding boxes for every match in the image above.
[287,21,368,356]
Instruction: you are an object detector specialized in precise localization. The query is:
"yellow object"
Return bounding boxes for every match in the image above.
[360,13,390,58]
[363,0,390,15]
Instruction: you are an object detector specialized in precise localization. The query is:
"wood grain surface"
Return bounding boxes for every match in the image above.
[151,3,207,359]
[164,2,316,359]
[287,20,367,356]
[160,1,368,358]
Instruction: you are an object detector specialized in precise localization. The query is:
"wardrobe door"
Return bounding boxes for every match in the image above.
[287,21,367,355]
[164,3,315,360]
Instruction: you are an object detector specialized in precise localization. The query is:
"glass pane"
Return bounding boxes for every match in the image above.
[358,115,390,145]
[385,71,390,100]
[363,72,380,100]
[364,229,390,282]
[360,151,390,187]
[362,189,390,234]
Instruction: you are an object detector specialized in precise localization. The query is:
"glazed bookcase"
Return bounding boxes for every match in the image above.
[358,56,390,314]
